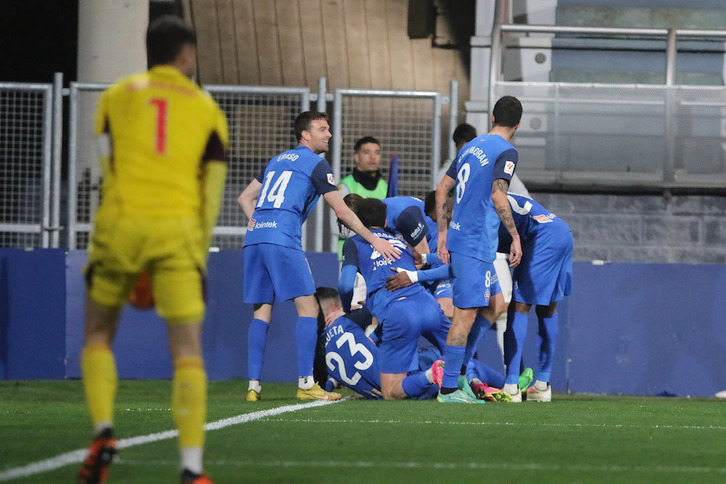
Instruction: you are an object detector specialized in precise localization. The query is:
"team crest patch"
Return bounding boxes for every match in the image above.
[327,173,336,185]
[247,218,255,231]
[504,161,515,175]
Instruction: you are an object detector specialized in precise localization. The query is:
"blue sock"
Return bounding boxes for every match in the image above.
[247,318,269,380]
[504,311,529,385]
[413,383,440,400]
[402,371,434,398]
[296,316,318,378]
[463,314,489,368]
[467,359,505,389]
[442,344,465,391]
[537,312,559,383]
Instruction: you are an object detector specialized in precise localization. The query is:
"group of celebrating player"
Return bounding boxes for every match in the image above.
[239,96,573,406]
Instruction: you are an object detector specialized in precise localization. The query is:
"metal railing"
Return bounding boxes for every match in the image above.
[67,82,312,250]
[0,78,61,248]
[4,76,455,251]
[489,12,726,191]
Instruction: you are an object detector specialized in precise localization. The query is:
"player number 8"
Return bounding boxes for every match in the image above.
[456,163,470,203]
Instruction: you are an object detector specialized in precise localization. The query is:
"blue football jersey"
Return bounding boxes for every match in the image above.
[323,315,382,400]
[342,229,424,319]
[445,134,518,262]
[382,196,430,246]
[244,145,337,249]
[497,193,571,249]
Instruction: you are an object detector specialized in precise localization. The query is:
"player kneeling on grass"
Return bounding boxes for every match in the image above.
[338,198,456,400]
[316,287,439,400]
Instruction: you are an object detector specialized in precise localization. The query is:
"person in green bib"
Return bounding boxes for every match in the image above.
[338,136,388,198]
[337,137,389,307]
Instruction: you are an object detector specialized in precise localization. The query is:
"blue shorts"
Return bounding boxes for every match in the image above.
[513,230,573,306]
[242,243,315,304]
[450,252,501,309]
[378,291,449,374]
[433,279,453,300]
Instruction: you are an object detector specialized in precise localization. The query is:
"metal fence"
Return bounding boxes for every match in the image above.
[493,82,726,190]
[489,20,726,191]
[4,77,453,251]
[0,79,60,248]
[330,88,445,251]
[67,83,311,250]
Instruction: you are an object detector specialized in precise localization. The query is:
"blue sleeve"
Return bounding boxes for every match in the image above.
[426,252,443,266]
[342,238,359,268]
[416,264,454,283]
[254,169,265,183]
[339,265,358,313]
[395,206,429,246]
[492,148,518,183]
[310,160,338,195]
[445,157,458,179]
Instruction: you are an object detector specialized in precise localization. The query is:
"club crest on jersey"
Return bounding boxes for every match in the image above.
[327,173,335,186]
[247,218,256,231]
[504,161,515,175]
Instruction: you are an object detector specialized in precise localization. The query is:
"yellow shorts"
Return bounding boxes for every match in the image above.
[86,215,207,323]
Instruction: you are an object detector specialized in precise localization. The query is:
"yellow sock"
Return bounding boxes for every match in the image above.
[172,356,207,449]
[81,343,117,429]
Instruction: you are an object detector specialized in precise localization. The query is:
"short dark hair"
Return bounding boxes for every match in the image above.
[424,190,436,217]
[343,193,365,215]
[354,136,381,153]
[357,198,387,228]
[294,111,328,142]
[315,287,340,305]
[146,15,196,69]
[452,123,477,146]
[492,96,523,128]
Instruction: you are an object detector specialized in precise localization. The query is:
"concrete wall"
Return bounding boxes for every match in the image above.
[532,192,726,264]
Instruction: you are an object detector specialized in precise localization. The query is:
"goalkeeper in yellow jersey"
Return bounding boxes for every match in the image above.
[78,15,227,484]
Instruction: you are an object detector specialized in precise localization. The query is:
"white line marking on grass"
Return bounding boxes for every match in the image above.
[0,400,340,482]
[263,418,726,431]
[108,459,726,475]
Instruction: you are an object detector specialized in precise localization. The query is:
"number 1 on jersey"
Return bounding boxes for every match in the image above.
[150,98,168,154]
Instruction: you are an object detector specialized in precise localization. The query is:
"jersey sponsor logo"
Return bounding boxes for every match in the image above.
[504,161,515,175]
[253,220,278,230]
[461,145,489,166]
[449,221,461,231]
[410,223,425,240]
[276,153,299,162]
[327,173,336,186]
[532,214,555,224]
[247,218,256,231]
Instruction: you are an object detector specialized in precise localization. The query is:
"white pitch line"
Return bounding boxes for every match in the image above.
[93,459,726,475]
[262,417,726,431]
[0,399,340,482]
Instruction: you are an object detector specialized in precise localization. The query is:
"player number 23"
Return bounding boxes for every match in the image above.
[325,333,373,386]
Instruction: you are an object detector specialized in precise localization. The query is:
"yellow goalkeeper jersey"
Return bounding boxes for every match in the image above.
[94,66,228,221]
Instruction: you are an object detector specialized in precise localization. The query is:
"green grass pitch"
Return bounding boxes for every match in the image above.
[1,380,725,483]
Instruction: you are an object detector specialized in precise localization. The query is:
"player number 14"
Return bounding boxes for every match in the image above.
[257,170,293,208]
